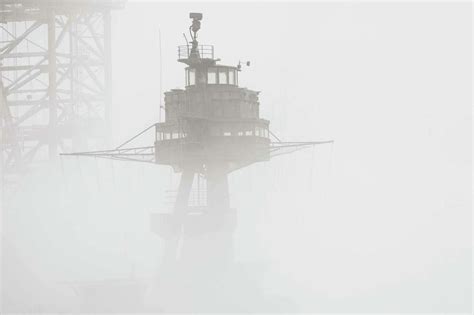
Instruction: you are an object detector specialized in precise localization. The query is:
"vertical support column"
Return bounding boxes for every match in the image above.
[103,9,112,144]
[173,168,194,214]
[48,9,57,159]
[68,14,83,152]
[162,169,194,264]
[206,163,230,211]
[196,163,234,267]
[0,78,6,200]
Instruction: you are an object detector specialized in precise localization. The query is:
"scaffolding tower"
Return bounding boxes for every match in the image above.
[0,0,124,188]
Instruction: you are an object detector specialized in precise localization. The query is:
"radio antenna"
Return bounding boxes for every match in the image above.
[158,29,163,122]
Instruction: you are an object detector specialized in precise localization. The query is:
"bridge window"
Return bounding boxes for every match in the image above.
[205,67,238,85]
[229,70,235,85]
[218,69,227,84]
[188,68,196,85]
[205,123,268,138]
[157,130,187,140]
[208,68,217,84]
[253,126,269,138]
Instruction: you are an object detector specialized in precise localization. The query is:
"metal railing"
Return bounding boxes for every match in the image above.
[178,45,214,60]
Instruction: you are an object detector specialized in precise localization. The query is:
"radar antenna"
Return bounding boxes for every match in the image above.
[188,12,203,60]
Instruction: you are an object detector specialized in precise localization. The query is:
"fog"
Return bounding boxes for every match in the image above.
[1,1,471,313]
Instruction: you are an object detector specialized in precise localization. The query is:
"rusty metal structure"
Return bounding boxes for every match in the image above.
[0,0,124,188]
[63,12,332,262]
[62,13,332,310]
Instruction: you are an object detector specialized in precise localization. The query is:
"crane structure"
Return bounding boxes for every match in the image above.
[0,0,124,188]
[62,13,332,310]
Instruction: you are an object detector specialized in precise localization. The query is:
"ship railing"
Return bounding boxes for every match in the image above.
[178,45,214,60]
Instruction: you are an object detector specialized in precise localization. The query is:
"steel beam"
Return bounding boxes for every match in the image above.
[0,3,120,188]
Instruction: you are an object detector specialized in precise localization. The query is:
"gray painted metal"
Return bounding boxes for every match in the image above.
[0,2,121,187]
[59,12,333,311]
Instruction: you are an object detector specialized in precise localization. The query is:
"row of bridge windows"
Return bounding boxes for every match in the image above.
[186,67,238,86]
[157,126,269,140]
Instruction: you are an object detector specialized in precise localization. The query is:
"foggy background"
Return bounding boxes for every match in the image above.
[2,1,471,313]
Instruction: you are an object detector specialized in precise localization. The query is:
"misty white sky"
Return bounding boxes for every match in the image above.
[111,3,471,308]
[3,1,471,313]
